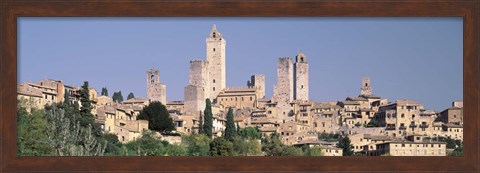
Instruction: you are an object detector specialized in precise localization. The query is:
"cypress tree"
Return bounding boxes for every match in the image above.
[198,111,203,134]
[203,99,213,138]
[127,92,135,100]
[80,81,92,117]
[224,107,235,141]
[101,87,108,96]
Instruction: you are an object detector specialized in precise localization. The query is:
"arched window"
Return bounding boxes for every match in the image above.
[213,32,216,38]
[213,48,215,52]
[213,79,216,83]
[150,74,155,83]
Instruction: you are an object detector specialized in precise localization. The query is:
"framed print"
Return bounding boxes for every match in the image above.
[1,0,479,172]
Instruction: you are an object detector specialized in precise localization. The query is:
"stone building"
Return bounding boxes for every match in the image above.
[273,57,294,121]
[294,53,309,101]
[247,74,266,99]
[216,87,258,110]
[146,69,166,104]
[360,77,372,97]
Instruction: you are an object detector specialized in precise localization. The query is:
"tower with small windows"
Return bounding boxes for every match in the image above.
[294,52,309,101]
[360,77,372,97]
[205,24,226,101]
[146,69,166,104]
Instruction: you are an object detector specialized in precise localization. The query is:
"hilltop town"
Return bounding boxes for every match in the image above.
[17,25,463,156]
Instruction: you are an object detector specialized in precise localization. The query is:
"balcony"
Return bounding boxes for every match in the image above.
[399,126,407,130]
[409,123,417,128]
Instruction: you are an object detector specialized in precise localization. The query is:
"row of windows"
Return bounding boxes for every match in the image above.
[219,96,254,102]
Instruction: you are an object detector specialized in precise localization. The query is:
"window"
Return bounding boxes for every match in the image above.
[150,74,155,83]
[412,114,415,119]
[213,48,215,52]
[213,87,215,91]
[301,85,304,89]
[250,97,253,101]
[402,144,405,147]
[213,79,216,83]
[401,114,405,118]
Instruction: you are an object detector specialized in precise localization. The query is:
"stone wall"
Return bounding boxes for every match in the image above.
[294,53,309,101]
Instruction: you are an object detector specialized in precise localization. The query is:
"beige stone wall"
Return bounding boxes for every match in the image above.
[184,85,205,115]
[387,142,446,156]
[294,53,309,101]
[273,57,294,121]
[247,74,265,99]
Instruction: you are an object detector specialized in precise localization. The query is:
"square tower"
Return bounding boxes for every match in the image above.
[146,69,166,104]
[205,24,226,101]
[247,74,266,99]
[273,57,294,121]
[360,77,372,97]
[294,53,309,101]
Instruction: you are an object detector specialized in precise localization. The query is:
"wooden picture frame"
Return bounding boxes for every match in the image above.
[1,0,478,172]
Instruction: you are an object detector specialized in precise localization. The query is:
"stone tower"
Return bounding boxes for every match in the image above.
[184,60,207,114]
[273,57,294,121]
[247,74,266,99]
[360,77,372,97]
[146,69,166,104]
[294,53,309,101]
[205,24,226,101]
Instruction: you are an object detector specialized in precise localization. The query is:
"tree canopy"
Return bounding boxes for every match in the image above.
[137,101,175,133]
[127,92,135,100]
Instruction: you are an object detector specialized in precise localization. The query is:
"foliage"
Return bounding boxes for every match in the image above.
[103,133,122,155]
[101,87,108,96]
[450,146,463,156]
[337,135,354,156]
[181,133,211,156]
[445,137,457,149]
[238,127,261,139]
[122,131,165,156]
[112,91,124,103]
[17,106,54,156]
[367,118,378,127]
[281,146,304,156]
[304,146,323,156]
[165,144,188,156]
[137,101,175,133]
[80,81,93,117]
[198,111,203,134]
[127,92,135,100]
[262,132,284,156]
[318,132,340,142]
[203,99,213,138]
[232,136,262,156]
[224,108,236,141]
[44,105,106,156]
[210,137,234,156]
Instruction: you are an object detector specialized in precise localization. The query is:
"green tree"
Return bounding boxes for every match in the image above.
[239,127,261,139]
[210,137,234,156]
[80,81,92,117]
[203,99,213,138]
[281,146,304,156]
[103,133,122,155]
[122,131,165,156]
[232,136,262,156]
[44,105,106,156]
[127,92,135,100]
[262,132,284,156]
[224,108,236,141]
[112,91,124,103]
[338,135,354,156]
[137,101,175,133]
[181,133,211,156]
[304,146,323,156]
[198,111,203,134]
[63,89,71,105]
[165,144,188,156]
[101,87,108,96]
[17,106,54,156]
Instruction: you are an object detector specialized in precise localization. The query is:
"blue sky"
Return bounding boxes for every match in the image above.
[18,17,463,111]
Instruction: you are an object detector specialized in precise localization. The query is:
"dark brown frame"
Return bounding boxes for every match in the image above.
[1,0,479,172]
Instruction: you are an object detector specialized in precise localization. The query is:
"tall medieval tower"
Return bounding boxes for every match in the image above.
[146,69,166,104]
[205,24,226,101]
[273,57,294,121]
[293,53,309,101]
[360,77,372,97]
